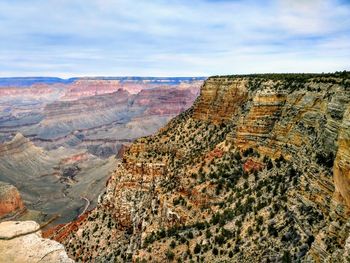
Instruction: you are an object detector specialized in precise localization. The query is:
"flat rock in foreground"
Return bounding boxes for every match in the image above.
[0,221,74,263]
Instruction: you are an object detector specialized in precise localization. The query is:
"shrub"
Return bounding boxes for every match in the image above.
[214,235,225,245]
[170,240,176,249]
[267,160,273,170]
[187,231,194,239]
[206,229,212,238]
[316,152,334,168]
[229,251,234,258]
[194,244,201,254]
[247,226,253,236]
[268,224,278,237]
[243,148,254,157]
[165,250,175,261]
[281,250,292,263]
[256,216,263,225]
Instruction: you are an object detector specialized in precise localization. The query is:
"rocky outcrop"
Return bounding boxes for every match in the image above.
[334,105,350,207]
[0,182,25,218]
[0,220,74,262]
[0,77,203,226]
[0,133,42,157]
[52,73,350,262]
[38,89,131,140]
[193,78,248,123]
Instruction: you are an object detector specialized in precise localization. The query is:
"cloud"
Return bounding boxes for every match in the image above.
[0,0,349,77]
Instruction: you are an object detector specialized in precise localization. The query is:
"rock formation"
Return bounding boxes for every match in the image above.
[0,220,74,262]
[0,77,202,152]
[0,132,119,223]
[44,73,350,262]
[0,77,202,224]
[334,105,350,207]
[0,182,25,218]
[28,73,350,262]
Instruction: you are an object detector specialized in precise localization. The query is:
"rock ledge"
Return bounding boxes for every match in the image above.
[0,221,74,263]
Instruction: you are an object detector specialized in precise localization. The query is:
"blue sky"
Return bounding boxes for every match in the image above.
[0,0,349,77]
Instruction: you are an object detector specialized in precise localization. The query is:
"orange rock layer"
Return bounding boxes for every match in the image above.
[0,182,25,218]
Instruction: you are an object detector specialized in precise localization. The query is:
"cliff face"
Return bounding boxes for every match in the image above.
[0,78,202,224]
[57,73,350,262]
[193,78,248,123]
[0,182,25,218]
[334,106,350,207]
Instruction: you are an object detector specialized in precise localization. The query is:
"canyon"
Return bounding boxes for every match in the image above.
[45,72,350,262]
[0,77,203,224]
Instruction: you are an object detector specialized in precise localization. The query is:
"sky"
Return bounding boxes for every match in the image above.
[0,0,349,77]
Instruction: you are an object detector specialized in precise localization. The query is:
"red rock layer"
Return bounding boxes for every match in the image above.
[133,87,198,116]
[0,182,25,218]
[243,158,265,173]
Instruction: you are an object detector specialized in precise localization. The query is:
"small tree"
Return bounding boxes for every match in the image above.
[247,226,253,236]
[165,250,175,261]
[194,243,201,254]
[170,240,176,249]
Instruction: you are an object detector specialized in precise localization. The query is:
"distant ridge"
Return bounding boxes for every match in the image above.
[0,77,207,87]
[0,77,77,87]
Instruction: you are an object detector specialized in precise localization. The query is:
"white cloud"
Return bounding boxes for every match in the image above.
[0,0,349,77]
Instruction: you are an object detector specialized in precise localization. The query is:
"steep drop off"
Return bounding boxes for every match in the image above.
[56,73,350,262]
[0,78,202,224]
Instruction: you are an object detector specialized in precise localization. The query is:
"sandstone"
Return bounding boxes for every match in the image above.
[53,73,350,262]
[0,221,74,263]
[334,105,350,207]
[0,77,204,226]
[0,182,25,218]
[193,78,248,123]
[0,220,38,239]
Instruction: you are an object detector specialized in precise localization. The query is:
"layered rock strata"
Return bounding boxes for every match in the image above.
[0,77,202,224]
[0,182,25,218]
[55,73,350,262]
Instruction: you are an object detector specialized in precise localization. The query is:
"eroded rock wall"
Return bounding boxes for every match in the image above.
[57,74,350,262]
[0,182,25,218]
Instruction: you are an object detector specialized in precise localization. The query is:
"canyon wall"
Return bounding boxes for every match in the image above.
[0,77,203,224]
[0,182,25,218]
[55,73,350,262]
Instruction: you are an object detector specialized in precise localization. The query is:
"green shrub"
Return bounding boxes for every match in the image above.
[170,240,176,249]
[165,250,175,261]
[194,244,201,254]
